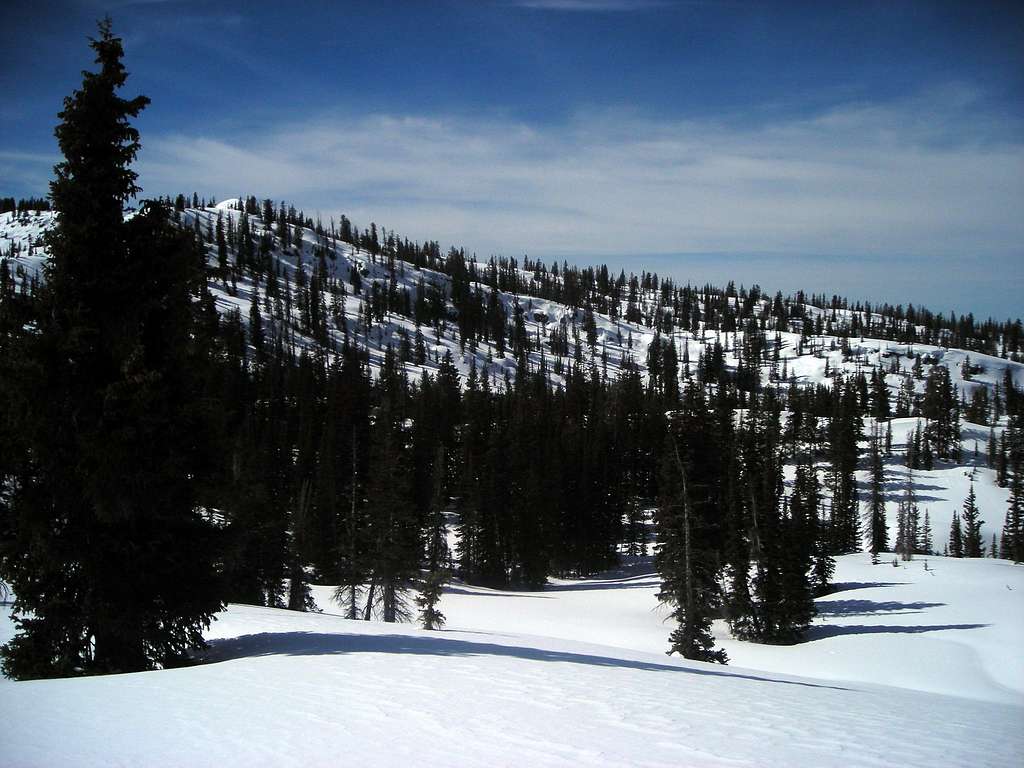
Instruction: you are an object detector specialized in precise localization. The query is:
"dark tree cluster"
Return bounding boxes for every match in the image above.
[0,197,51,215]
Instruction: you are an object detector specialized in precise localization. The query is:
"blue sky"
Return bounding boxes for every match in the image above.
[2,0,1022,319]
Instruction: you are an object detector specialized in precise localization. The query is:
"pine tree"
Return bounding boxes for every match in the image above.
[895,473,919,561]
[918,509,933,555]
[778,461,819,641]
[961,482,985,558]
[417,448,451,630]
[949,511,964,558]
[826,378,862,553]
[867,423,888,556]
[0,21,223,678]
[364,401,418,622]
[656,423,727,664]
[1002,419,1024,562]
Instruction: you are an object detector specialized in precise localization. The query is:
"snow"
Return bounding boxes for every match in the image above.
[2,554,1022,767]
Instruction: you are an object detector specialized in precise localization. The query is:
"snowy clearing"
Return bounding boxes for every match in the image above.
[2,553,1022,767]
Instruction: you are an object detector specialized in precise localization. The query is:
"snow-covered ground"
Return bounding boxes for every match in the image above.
[2,553,1022,767]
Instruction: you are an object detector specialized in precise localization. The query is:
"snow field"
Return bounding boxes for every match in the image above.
[5,554,1022,766]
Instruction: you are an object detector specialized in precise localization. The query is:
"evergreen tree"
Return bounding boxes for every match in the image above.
[364,401,419,622]
[0,22,223,678]
[777,460,819,641]
[826,378,862,553]
[656,420,727,664]
[417,448,451,630]
[961,482,985,558]
[949,511,964,558]
[918,509,933,555]
[895,471,919,561]
[867,423,888,556]
[1002,419,1024,562]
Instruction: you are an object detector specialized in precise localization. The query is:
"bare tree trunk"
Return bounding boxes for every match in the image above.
[347,427,359,620]
[670,437,694,639]
[363,579,376,621]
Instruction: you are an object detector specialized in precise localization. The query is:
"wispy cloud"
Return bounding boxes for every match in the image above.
[122,85,1024,316]
[0,150,59,190]
[5,85,1020,314]
[132,88,1023,266]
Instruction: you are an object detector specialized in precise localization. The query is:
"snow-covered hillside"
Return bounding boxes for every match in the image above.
[3,203,1023,766]
[1,554,1021,767]
[3,204,1021,549]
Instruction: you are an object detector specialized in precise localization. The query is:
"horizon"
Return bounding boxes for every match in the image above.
[2,0,1022,320]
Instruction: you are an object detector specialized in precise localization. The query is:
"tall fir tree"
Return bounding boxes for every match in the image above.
[417,447,451,630]
[0,21,223,679]
[867,423,888,556]
[949,511,964,558]
[917,509,933,555]
[656,415,728,664]
[961,482,985,558]
[1002,419,1024,562]
[895,470,919,561]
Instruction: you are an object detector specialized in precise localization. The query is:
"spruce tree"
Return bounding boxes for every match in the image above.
[895,470,919,561]
[417,448,451,630]
[656,423,727,664]
[778,461,819,641]
[1002,419,1024,562]
[364,400,418,622]
[918,510,933,555]
[961,482,985,558]
[0,21,223,678]
[867,423,888,556]
[949,511,964,558]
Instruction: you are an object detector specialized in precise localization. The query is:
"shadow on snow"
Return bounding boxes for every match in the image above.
[815,600,946,617]
[804,623,988,640]
[827,581,909,594]
[542,575,661,592]
[203,631,849,690]
[442,585,553,599]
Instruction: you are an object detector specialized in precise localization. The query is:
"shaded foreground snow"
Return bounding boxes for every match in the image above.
[1,555,1023,767]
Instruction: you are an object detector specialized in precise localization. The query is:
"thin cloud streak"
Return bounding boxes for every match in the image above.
[133,93,1024,269]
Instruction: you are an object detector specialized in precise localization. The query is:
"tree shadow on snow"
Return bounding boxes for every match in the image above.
[203,631,849,690]
[442,585,553,599]
[827,581,909,594]
[854,477,946,504]
[804,623,988,641]
[815,600,945,618]
[542,574,661,592]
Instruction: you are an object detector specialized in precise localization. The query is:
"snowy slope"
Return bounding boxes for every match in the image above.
[3,205,1021,549]
[1,554,1022,767]
[3,204,1023,765]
